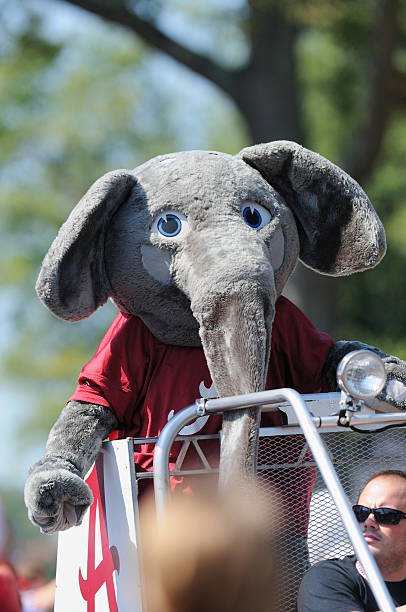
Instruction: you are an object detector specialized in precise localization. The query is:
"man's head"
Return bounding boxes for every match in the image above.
[355,470,406,580]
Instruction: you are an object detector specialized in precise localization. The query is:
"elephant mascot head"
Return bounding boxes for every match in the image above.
[36,141,386,485]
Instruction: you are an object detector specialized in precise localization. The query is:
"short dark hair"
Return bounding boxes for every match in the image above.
[358,469,406,500]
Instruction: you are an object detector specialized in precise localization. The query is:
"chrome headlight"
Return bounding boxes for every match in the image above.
[336,350,386,400]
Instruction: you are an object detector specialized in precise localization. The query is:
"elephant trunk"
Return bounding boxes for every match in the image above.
[177,233,276,486]
[198,284,274,486]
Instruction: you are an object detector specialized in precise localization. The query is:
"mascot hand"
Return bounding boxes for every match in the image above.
[369,355,406,412]
[24,464,93,534]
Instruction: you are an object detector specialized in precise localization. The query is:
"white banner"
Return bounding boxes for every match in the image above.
[54,440,144,611]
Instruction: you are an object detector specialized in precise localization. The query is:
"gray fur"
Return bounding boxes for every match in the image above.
[239,141,386,275]
[36,171,136,321]
[24,469,93,534]
[378,356,406,410]
[26,141,400,529]
[36,144,385,345]
[24,401,118,533]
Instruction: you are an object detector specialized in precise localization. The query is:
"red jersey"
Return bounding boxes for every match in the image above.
[70,296,333,534]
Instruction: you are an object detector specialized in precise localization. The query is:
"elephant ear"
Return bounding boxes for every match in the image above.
[36,170,136,321]
[239,140,386,275]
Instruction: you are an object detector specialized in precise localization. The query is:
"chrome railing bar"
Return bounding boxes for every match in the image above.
[153,388,395,612]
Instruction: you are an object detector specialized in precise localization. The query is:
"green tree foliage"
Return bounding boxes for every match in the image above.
[337,127,406,357]
[293,4,406,356]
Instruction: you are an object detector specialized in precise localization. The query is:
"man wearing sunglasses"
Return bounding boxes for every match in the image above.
[298,470,406,611]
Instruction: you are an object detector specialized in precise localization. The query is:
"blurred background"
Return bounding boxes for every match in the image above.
[1,0,406,603]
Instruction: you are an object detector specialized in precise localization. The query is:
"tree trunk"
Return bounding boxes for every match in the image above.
[230,4,339,334]
[233,3,304,144]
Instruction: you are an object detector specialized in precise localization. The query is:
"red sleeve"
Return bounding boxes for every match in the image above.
[69,312,151,423]
[270,296,334,394]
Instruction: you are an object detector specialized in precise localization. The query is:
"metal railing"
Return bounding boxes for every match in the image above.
[152,389,406,612]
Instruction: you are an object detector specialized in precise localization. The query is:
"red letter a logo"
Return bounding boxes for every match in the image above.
[79,455,120,611]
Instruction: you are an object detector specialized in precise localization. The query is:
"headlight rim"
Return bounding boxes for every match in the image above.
[336,349,387,400]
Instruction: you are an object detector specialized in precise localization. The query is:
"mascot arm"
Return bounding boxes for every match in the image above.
[24,400,118,534]
[323,341,406,412]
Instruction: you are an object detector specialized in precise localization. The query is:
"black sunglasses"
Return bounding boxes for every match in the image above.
[352,504,406,525]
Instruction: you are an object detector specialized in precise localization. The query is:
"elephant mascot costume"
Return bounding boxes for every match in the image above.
[25,141,406,572]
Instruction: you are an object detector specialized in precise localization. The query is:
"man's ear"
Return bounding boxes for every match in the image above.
[239,140,386,276]
[36,170,137,321]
